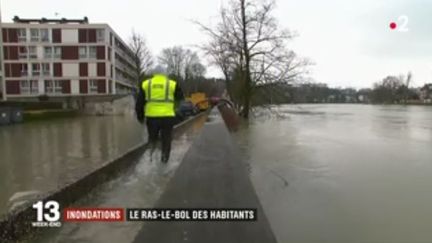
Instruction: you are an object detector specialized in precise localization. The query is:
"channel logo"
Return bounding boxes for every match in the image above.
[31,201,62,228]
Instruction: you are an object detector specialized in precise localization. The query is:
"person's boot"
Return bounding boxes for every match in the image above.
[148,141,157,162]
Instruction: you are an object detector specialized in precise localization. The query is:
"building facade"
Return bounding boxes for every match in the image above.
[0,17,135,101]
[420,84,432,103]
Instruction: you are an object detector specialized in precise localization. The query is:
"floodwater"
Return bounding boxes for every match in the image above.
[26,114,207,243]
[0,115,145,216]
[235,104,432,243]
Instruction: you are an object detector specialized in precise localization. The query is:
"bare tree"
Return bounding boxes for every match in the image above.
[184,52,206,81]
[129,31,153,85]
[371,75,409,104]
[196,0,310,118]
[158,47,207,96]
[158,46,185,79]
[401,71,413,103]
[158,46,206,81]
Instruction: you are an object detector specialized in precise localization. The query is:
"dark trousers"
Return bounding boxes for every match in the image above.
[146,117,176,160]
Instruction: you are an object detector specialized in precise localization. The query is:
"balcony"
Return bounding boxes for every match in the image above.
[115,71,134,85]
[19,53,28,59]
[32,71,41,77]
[116,51,134,67]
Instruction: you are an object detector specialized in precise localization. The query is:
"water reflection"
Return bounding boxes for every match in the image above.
[0,115,145,216]
[30,114,207,243]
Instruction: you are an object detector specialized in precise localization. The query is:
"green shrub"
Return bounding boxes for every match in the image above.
[38,94,49,101]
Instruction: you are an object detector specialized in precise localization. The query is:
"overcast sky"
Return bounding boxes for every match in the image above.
[1,0,431,88]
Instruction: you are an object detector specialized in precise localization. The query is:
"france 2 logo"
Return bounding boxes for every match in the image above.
[389,15,409,32]
[32,201,62,227]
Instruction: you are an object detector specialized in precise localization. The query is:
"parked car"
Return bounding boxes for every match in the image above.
[176,101,199,120]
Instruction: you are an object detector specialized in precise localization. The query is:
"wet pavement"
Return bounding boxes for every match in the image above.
[133,110,276,243]
[0,115,145,217]
[26,114,207,243]
[234,104,432,243]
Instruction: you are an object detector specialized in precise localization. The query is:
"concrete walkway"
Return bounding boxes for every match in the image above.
[133,110,277,243]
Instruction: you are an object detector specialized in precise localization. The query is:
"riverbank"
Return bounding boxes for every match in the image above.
[23,109,81,122]
[0,95,135,125]
[288,102,432,106]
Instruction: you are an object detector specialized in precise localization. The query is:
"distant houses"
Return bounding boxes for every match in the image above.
[247,81,432,105]
[420,84,432,103]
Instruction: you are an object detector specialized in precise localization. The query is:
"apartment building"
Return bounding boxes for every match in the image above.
[0,16,135,101]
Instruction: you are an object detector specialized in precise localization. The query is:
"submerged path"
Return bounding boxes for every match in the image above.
[133,110,277,243]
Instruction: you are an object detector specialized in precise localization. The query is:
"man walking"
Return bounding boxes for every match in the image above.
[135,67,184,163]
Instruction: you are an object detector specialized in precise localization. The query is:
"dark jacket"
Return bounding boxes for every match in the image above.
[135,77,184,123]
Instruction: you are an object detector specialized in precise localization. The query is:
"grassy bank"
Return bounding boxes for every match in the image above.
[22,109,81,123]
[0,101,64,110]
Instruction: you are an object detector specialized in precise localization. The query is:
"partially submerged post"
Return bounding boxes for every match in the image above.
[217,99,240,131]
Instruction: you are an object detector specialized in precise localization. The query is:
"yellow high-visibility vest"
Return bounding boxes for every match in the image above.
[142,74,177,117]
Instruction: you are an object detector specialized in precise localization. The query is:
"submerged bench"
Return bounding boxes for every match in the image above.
[133,109,277,243]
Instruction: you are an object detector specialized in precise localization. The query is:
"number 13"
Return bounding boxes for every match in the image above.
[32,201,60,222]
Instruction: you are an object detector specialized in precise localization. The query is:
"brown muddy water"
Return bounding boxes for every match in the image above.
[234,104,432,243]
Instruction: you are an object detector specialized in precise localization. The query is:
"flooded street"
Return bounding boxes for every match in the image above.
[2,104,432,243]
[25,114,207,243]
[0,115,145,216]
[235,104,432,243]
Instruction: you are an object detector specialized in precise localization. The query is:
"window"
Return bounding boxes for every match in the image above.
[21,64,28,76]
[30,29,40,42]
[20,80,30,94]
[40,29,49,42]
[79,46,87,58]
[89,79,98,93]
[42,63,50,75]
[96,29,105,42]
[32,63,41,76]
[18,29,27,42]
[54,47,61,59]
[108,48,111,61]
[89,46,97,59]
[45,80,53,93]
[19,46,28,59]
[45,80,62,94]
[30,80,39,94]
[54,80,63,93]
[44,47,52,58]
[28,46,37,59]
[20,80,38,94]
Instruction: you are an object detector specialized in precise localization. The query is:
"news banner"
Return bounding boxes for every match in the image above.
[31,201,257,227]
